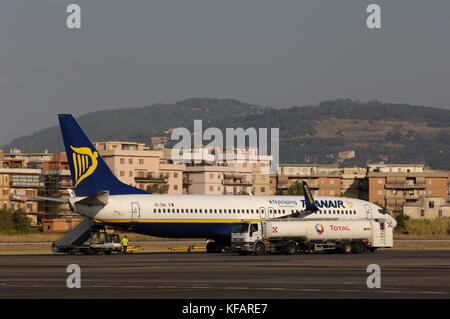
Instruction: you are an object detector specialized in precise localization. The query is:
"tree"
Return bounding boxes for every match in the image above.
[287,182,304,196]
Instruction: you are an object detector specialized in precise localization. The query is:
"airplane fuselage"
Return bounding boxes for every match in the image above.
[74,194,396,243]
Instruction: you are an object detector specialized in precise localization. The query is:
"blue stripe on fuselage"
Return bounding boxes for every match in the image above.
[108,222,233,241]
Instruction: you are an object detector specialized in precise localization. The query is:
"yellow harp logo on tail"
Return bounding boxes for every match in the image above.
[70,146,99,187]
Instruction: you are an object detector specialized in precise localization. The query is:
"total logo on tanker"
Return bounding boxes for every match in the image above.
[315,223,351,234]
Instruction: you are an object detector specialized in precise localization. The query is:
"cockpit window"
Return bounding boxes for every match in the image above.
[378,209,387,215]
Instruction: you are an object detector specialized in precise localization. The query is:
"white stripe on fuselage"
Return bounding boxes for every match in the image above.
[90,195,380,222]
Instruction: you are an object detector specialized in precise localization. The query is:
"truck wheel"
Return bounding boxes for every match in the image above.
[254,243,266,256]
[341,243,353,254]
[352,243,364,254]
[104,250,111,255]
[369,247,377,253]
[284,242,297,255]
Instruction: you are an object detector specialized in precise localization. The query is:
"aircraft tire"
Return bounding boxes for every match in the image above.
[206,241,218,253]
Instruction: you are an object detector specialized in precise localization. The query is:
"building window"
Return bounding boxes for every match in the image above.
[174,185,178,190]
[378,190,383,195]
[128,159,133,165]
[129,171,133,177]
[120,171,125,177]
[330,191,335,196]
[330,179,335,185]
[420,209,425,217]
[429,201,434,209]
[139,159,144,165]
[209,185,214,191]
[120,158,125,164]
[378,179,383,184]
[174,172,178,178]
[261,187,265,193]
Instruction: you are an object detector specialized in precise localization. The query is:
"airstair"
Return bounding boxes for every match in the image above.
[52,217,104,253]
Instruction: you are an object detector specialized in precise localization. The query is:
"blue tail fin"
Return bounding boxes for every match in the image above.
[58,114,148,196]
[302,181,319,212]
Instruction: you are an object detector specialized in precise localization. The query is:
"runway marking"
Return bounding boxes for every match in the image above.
[104,266,165,270]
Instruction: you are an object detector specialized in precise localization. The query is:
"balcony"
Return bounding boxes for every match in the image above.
[223,179,252,186]
[385,184,425,189]
[386,194,418,200]
[135,173,168,184]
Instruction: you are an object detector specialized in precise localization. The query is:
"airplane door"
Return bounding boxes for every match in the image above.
[259,207,266,219]
[131,202,140,222]
[364,204,372,219]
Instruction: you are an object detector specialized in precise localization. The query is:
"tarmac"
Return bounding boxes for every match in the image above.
[0,249,449,299]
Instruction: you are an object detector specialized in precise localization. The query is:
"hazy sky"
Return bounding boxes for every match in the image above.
[1,0,449,146]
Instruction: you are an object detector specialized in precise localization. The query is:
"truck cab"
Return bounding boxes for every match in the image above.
[231,222,263,254]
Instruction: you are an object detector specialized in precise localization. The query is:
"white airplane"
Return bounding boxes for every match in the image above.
[26,114,397,253]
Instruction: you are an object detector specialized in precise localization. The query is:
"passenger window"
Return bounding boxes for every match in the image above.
[158,209,161,213]
[181,209,184,213]
[250,224,258,234]
[214,209,217,213]
[233,209,236,214]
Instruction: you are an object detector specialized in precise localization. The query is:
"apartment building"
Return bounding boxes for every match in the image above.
[93,141,185,194]
[0,150,44,226]
[365,169,449,216]
[40,153,75,218]
[184,165,253,195]
[4,148,53,169]
[403,196,450,219]
[176,145,272,195]
[341,167,366,198]
[276,164,342,196]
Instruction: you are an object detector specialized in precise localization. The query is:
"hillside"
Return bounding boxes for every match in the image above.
[3,98,450,169]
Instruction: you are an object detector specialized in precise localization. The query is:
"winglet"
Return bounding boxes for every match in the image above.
[302,181,319,212]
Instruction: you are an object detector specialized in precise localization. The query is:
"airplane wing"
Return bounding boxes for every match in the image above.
[14,194,70,203]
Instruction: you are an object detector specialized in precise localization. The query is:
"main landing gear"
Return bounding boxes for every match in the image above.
[206,241,224,253]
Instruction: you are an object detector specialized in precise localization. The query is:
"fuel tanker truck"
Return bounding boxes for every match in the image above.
[231,218,393,255]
